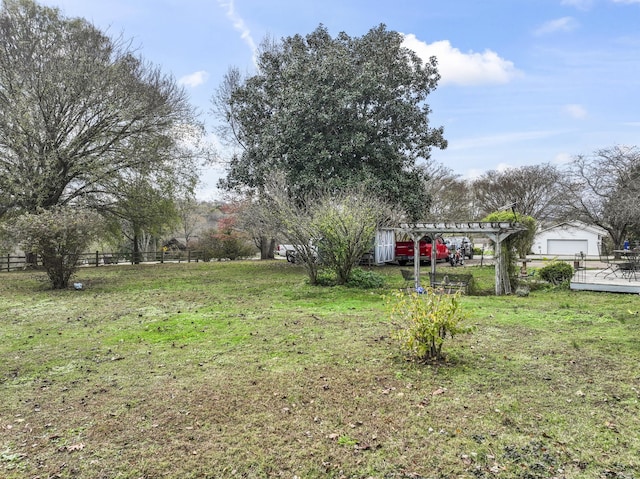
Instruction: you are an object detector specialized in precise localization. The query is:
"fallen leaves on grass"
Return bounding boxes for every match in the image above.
[60,443,85,453]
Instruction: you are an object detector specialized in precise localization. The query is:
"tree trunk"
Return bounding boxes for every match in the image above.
[133,232,141,264]
[259,236,275,260]
[25,251,38,268]
[606,227,627,259]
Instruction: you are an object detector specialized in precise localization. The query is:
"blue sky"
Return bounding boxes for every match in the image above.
[39,0,640,200]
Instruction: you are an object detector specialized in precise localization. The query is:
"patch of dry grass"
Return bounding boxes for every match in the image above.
[1,262,639,478]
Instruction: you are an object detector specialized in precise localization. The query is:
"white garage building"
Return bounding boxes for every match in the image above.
[532,221,608,257]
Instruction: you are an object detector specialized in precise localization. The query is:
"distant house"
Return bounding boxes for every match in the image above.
[532,221,608,257]
[163,238,187,252]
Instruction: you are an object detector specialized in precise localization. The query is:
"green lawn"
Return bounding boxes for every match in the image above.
[1,261,639,478]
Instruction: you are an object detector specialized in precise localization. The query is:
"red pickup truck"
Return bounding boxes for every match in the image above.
[395,236,450,265]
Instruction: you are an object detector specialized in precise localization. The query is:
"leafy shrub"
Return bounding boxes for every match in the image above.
[346,268,385,289]
[311,267,385,289]
[193,227,256,261]
[538,261,574,285]
[482,210,537,293]
[313,269,337,286]
[387,289,473,361]
[9,207,102,289]
[309,190,389,285]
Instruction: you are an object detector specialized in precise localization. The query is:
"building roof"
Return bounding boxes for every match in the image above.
[538,221,608,237]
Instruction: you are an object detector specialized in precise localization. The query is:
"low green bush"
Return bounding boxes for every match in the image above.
[387,289,473,361]
[192,228,256,261]
[314,269,337,286]
[313,267,386,288]
[346,268,385,289]
[538,261,574,285]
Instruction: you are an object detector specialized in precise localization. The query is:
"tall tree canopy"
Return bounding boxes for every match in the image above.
[472,164,565,223]
[104,174,179,262]
[562,145,640,248]
[421,164,476,221]
[213,24,447,220]
[0,0,204,219]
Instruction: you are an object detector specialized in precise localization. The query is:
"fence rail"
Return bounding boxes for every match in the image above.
[2,250,205,272]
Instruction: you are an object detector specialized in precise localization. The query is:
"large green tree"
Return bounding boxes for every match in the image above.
[103,175,180,263]
[0,0,204,220]
[213,24,447,221]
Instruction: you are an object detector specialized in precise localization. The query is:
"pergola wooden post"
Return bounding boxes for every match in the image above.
[412,233,421,290]
[398,222,526,295]
[487,230,517,295]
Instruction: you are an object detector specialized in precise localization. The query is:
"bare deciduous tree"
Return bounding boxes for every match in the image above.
[472,164,565,222]
[562,145,640,248]
[175,196,204,249]
[234,195,279,260]
[0,0,204,219]
[421,164,475,221]
[261,176,321,282]
[261,175,393,284]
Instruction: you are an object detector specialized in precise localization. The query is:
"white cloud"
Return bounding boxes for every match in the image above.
[462,168,485,180]
[553,152,574,165]
[450,130,561,150]
[534,17,579,36]
[461,163,513,178]
[178,70,209,88]
[402,35,521,86]
[496,163,515,172]
[563,104,588,119]
[217,0,257,65]
[611,0,640,4]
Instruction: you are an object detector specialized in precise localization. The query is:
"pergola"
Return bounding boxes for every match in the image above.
[398,222,527,295]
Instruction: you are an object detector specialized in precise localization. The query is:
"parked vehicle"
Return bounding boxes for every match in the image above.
[445,236,474,259]
[283,244,319,264]
[394,236,450,266]
[448,245,464,267]
[277,244,295,257]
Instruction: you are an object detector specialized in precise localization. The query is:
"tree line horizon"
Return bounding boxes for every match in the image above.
[1,0,638,288]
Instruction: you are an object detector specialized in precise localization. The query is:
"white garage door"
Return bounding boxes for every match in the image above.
[547,239,588,255]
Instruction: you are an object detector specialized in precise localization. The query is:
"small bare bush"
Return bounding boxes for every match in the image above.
[388,289,473,361]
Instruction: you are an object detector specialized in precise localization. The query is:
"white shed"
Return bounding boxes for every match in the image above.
[374,228,396,264]
[532,221,608,257]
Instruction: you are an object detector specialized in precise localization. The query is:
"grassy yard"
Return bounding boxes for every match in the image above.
[1,261,639,478]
